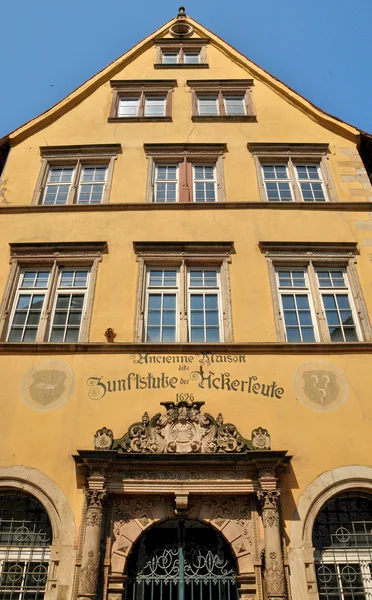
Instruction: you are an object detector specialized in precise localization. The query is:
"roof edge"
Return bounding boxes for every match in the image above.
[1,13,366,146]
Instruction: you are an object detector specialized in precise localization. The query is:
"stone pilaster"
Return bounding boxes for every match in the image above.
[78,489,106,600]
[257,490,287,600]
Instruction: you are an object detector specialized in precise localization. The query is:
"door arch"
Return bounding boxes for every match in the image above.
[124,519,239,600]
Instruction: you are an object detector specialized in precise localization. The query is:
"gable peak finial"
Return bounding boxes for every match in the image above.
[177,6,186,17]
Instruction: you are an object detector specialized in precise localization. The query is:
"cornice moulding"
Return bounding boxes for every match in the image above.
[1,342,372,355]
[1,201,372,214]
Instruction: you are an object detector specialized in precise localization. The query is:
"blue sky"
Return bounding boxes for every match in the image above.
[1,0,371,138]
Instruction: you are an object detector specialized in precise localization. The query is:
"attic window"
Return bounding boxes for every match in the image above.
[188,80,256,122]
[154,39,209,69]
[109,80,176,122]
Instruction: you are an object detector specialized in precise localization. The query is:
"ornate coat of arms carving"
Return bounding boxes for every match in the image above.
[93,400,271,454]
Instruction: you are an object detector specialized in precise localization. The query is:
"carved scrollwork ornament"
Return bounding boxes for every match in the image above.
[106,399,259,454]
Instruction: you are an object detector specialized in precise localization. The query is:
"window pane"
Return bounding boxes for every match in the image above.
[205,327,220,342]
[198,96,218,115]
[148,295,162,309]
[162,52,178,64]
[146,327,161,342]
[224,96,245,115]
[118,97,140,117]
[144,96,166,117]
[263,164,293,201]
[162,328,176,342]
[184,51,200,64]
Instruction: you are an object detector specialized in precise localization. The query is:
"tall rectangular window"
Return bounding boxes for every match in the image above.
[261,242,370,343]
[43,167,75,205]
[295,164,327,201]
[145,268,178,342]
[188,268,221,342]
[193,165,217,202]
[262,165,293,202]
[140,256,230,343]
[7,270,51,342]
[154,165,178,203]
[275,268,317,342]
[49,268,90,342]
[77,166,107,204]
[316,268,359,342]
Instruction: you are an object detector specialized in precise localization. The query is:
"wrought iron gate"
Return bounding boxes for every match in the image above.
[124,519,239,600]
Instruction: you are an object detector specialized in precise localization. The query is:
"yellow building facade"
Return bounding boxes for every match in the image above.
[1,9,372,600]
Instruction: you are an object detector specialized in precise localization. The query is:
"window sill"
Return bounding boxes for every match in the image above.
[154,63,209,69]
[192,115,257,123]
[108,116,172,123]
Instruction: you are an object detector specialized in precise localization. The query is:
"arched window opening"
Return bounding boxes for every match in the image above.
[0,491,52,599]
[313,493,372,600]
[124,519,239,600]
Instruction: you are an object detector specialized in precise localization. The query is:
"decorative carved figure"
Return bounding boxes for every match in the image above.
[257,491,280,528]
[94,427,113,450]
[96,399,266,454]
[251,427,271,450]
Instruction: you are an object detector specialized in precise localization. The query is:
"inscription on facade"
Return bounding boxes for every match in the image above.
[86,354,284,400]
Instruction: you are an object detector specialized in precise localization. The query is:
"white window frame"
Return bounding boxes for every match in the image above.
[33,146,120,206]
[183,51,201,64]
[161,51,179,64]
[117,96,140,118]
[192,164,218,203]
[48,267,91,343]
[315,267,362,342]
[223,95,246,116]
[261,163,294,202]
[294,163,328,202]
[275,267,319,343]
[144,267,180,342]
[187,267,224,343]
[262,244,372,343]
[0,243,106,343]
[134,244,234,343]
[197,96,219,116]
[6,269,51,343]
[42,166,76,206]
[249,144,336,202]
[153,164,179,203]
[144,96,167,117]
[76,165,108,205]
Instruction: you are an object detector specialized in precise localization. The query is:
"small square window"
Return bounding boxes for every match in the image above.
[118,97,140,118]
[197,96,219,116]
[144,96,166,117]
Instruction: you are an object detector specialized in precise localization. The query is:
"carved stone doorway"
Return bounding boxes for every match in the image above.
[74,399,290,600]
[123,519,239,600]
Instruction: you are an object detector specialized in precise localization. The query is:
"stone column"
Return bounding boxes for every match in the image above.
[78,489,106,600]
[257,490,287,600]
